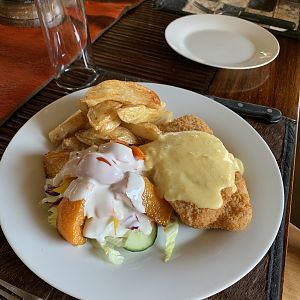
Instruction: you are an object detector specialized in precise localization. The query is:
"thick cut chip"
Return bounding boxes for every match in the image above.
[76,127,139,145]
[107,126,139,145]
[62,136,87,151]
[49,110,87,145]
[117,105,166,124]
[75,128,106,146]
[87,100,122,131]
[142,177,173,226]
[97,126,139,145]
[57,197,86,246]
[79,101,89,114]
[43,150,70,178]
[81,80,161,109]
[123,122,161,141]
[154,110,173,124]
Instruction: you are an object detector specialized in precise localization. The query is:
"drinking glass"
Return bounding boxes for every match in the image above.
[35,0,98,90]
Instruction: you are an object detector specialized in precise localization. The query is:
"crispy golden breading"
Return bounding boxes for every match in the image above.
[43,150,70,178]
[160,115,252,231]
[172,172,252,230]
[158,114,213,135]
[209,172,252,230]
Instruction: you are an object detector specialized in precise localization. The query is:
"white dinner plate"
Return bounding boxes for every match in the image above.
[0,83,284,300]
[165,15,280,69]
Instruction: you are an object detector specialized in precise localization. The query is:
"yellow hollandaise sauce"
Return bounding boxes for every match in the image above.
[141,131,243,209]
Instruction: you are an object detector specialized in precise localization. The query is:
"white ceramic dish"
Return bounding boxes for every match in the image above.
[165,15,280,69]
[0,83,284,300]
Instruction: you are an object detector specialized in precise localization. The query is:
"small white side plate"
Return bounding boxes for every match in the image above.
[165,15,280,69]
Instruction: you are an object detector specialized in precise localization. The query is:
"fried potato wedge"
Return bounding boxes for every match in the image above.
[75,128,106,146]
[81,80,161,109]
[49,110,87,145]
[79,100,89,114]
[43,150,70,178]
[57,197,86,246]
[154,110,173,124]
[76,126,139,145]
[61,136,87,151]
[117,105,165,124]
[87,100,122,131]
[123,122,161,141]
[142,177,173,226]
[107,126,139,145]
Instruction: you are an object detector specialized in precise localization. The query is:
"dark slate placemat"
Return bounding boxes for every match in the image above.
[155,0,187,12]
[155,0,300,39]
[0,66,295,299]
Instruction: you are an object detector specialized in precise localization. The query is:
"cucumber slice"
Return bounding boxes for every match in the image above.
[123,223,157,252]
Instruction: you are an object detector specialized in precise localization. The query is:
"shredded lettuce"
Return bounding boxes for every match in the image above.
[90,236,126,265]
[40,195,61,228]
[41,188,179,264]
[98,241,124,265]
[40,196,59,207]
[90,237,124,265]
[163,220,179,262]
[48,207,58,228]
[105,236,127,248]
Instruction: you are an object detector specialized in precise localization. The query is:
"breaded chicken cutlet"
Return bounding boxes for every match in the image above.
[159,115,252,231]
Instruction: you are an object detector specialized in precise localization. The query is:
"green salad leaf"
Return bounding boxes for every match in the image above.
[100,242,124,265]
[163,220,179,262]
[48,207,58,228]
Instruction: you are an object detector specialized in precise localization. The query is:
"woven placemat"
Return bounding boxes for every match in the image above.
[0,66,296,299]
[89,0,217,95]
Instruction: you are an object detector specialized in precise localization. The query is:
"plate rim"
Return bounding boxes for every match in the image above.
[0,83,284,300]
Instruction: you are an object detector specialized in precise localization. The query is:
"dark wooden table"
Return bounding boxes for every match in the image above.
[0,0,300,299]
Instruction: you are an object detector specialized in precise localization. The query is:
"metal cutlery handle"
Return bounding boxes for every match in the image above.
[193,1,296,31]
[207,96,282,123]
[0,278,43,300]
[236,11,296,30]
